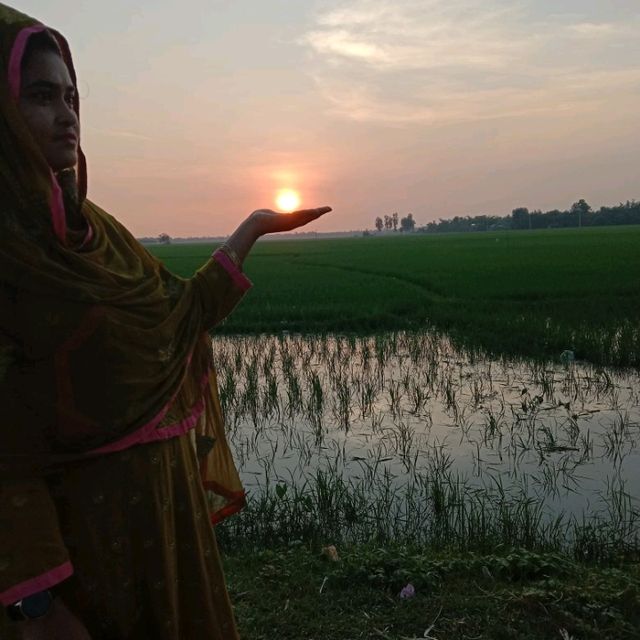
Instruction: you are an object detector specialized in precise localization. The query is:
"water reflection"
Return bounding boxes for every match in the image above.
[213,332,640,532]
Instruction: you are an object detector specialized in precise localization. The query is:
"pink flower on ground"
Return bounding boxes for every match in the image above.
[399,583,415,599]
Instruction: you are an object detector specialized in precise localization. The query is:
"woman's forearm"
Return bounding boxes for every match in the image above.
[221,215,262,267]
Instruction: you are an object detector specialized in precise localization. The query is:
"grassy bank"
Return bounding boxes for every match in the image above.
[214,475,639,567]
[221,543,640,639]
[149,226,640,367]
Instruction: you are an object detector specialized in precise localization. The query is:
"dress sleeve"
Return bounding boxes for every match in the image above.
[0,479,73,605]
[190,248,253,331]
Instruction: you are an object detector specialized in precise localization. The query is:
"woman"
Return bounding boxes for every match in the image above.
[0,4,330,639]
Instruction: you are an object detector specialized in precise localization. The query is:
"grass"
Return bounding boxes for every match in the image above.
[148,226,640,367]
[222,543,640,639]
[215,466,640,565]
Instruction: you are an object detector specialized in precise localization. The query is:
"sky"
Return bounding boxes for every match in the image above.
[18,0,640,237]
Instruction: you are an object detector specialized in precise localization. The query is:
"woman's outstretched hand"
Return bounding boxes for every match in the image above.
[222,206,332,268]
[250,206,332,235]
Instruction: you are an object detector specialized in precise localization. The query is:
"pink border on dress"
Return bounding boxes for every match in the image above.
[81,352,200,457]
[0,560,73,605]
[213,249,253,292]
[81,400,172,456]
[137,387,207,444]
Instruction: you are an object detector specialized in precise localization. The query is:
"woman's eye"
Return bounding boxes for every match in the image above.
[34,91,52,103]
[65,94,75,106]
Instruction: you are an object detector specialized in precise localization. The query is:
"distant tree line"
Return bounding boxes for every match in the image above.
[374,212,416,232]
[419,199,640,233]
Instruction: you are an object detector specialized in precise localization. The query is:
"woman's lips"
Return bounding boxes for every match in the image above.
[54,134,78,145]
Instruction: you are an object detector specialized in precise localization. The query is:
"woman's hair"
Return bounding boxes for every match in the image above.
[21,29,61,73]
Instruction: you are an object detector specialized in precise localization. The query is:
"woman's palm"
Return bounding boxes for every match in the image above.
[252,207,332,234]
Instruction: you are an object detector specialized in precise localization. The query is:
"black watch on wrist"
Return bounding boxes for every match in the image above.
[6,589,55,622]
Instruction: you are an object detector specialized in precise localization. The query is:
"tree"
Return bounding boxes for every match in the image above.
[400,213,415,232]
[375,216,383,232]
[158,233,171,244]
[384,215,392,230]
[412,199,640,234]
[392,212,398,231]
[511,207,530,230]
[570,199,591,228]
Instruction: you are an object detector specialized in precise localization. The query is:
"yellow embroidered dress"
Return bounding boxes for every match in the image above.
[0,3,250,638]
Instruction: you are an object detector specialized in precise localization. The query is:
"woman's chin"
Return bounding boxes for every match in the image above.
[51,157,78,173]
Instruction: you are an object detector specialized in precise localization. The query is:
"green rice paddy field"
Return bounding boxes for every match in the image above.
[149,226,640,367]
[143,227,640,638]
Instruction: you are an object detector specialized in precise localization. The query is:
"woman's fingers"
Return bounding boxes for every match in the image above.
[276,206,332,231]
[293,207,331,227]
[285,206,332,222]
[251,206,332,235]
[293,206,332,216]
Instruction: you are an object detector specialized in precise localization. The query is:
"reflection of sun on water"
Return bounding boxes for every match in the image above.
[276,189,300,212]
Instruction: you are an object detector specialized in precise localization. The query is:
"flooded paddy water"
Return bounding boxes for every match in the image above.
[213,331,640,553]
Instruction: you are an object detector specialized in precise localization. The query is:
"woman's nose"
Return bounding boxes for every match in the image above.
[56,99,78,127]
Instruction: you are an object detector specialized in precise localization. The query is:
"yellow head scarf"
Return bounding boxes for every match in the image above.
[0,3,245,523]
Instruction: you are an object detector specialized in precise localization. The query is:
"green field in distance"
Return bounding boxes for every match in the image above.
[147,225,640,366]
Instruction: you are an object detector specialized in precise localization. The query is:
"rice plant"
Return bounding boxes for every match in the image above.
[209,331,640,559]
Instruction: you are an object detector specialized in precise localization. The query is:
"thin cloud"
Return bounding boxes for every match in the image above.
[313,67,640,125]
[567,22,619,37]
[301,0,529,72]
[305,29,390,64]
[300,0,640,125]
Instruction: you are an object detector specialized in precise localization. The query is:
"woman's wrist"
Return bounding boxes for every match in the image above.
[217,243,241,268]
[220,215,263,267]
[246,210,270,237]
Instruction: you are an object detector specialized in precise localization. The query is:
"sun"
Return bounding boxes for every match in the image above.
[275,188,301,212]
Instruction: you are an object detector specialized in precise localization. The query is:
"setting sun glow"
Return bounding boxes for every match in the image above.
[275,189,301,212]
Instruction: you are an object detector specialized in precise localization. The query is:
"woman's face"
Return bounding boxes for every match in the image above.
[18,48,79,172]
